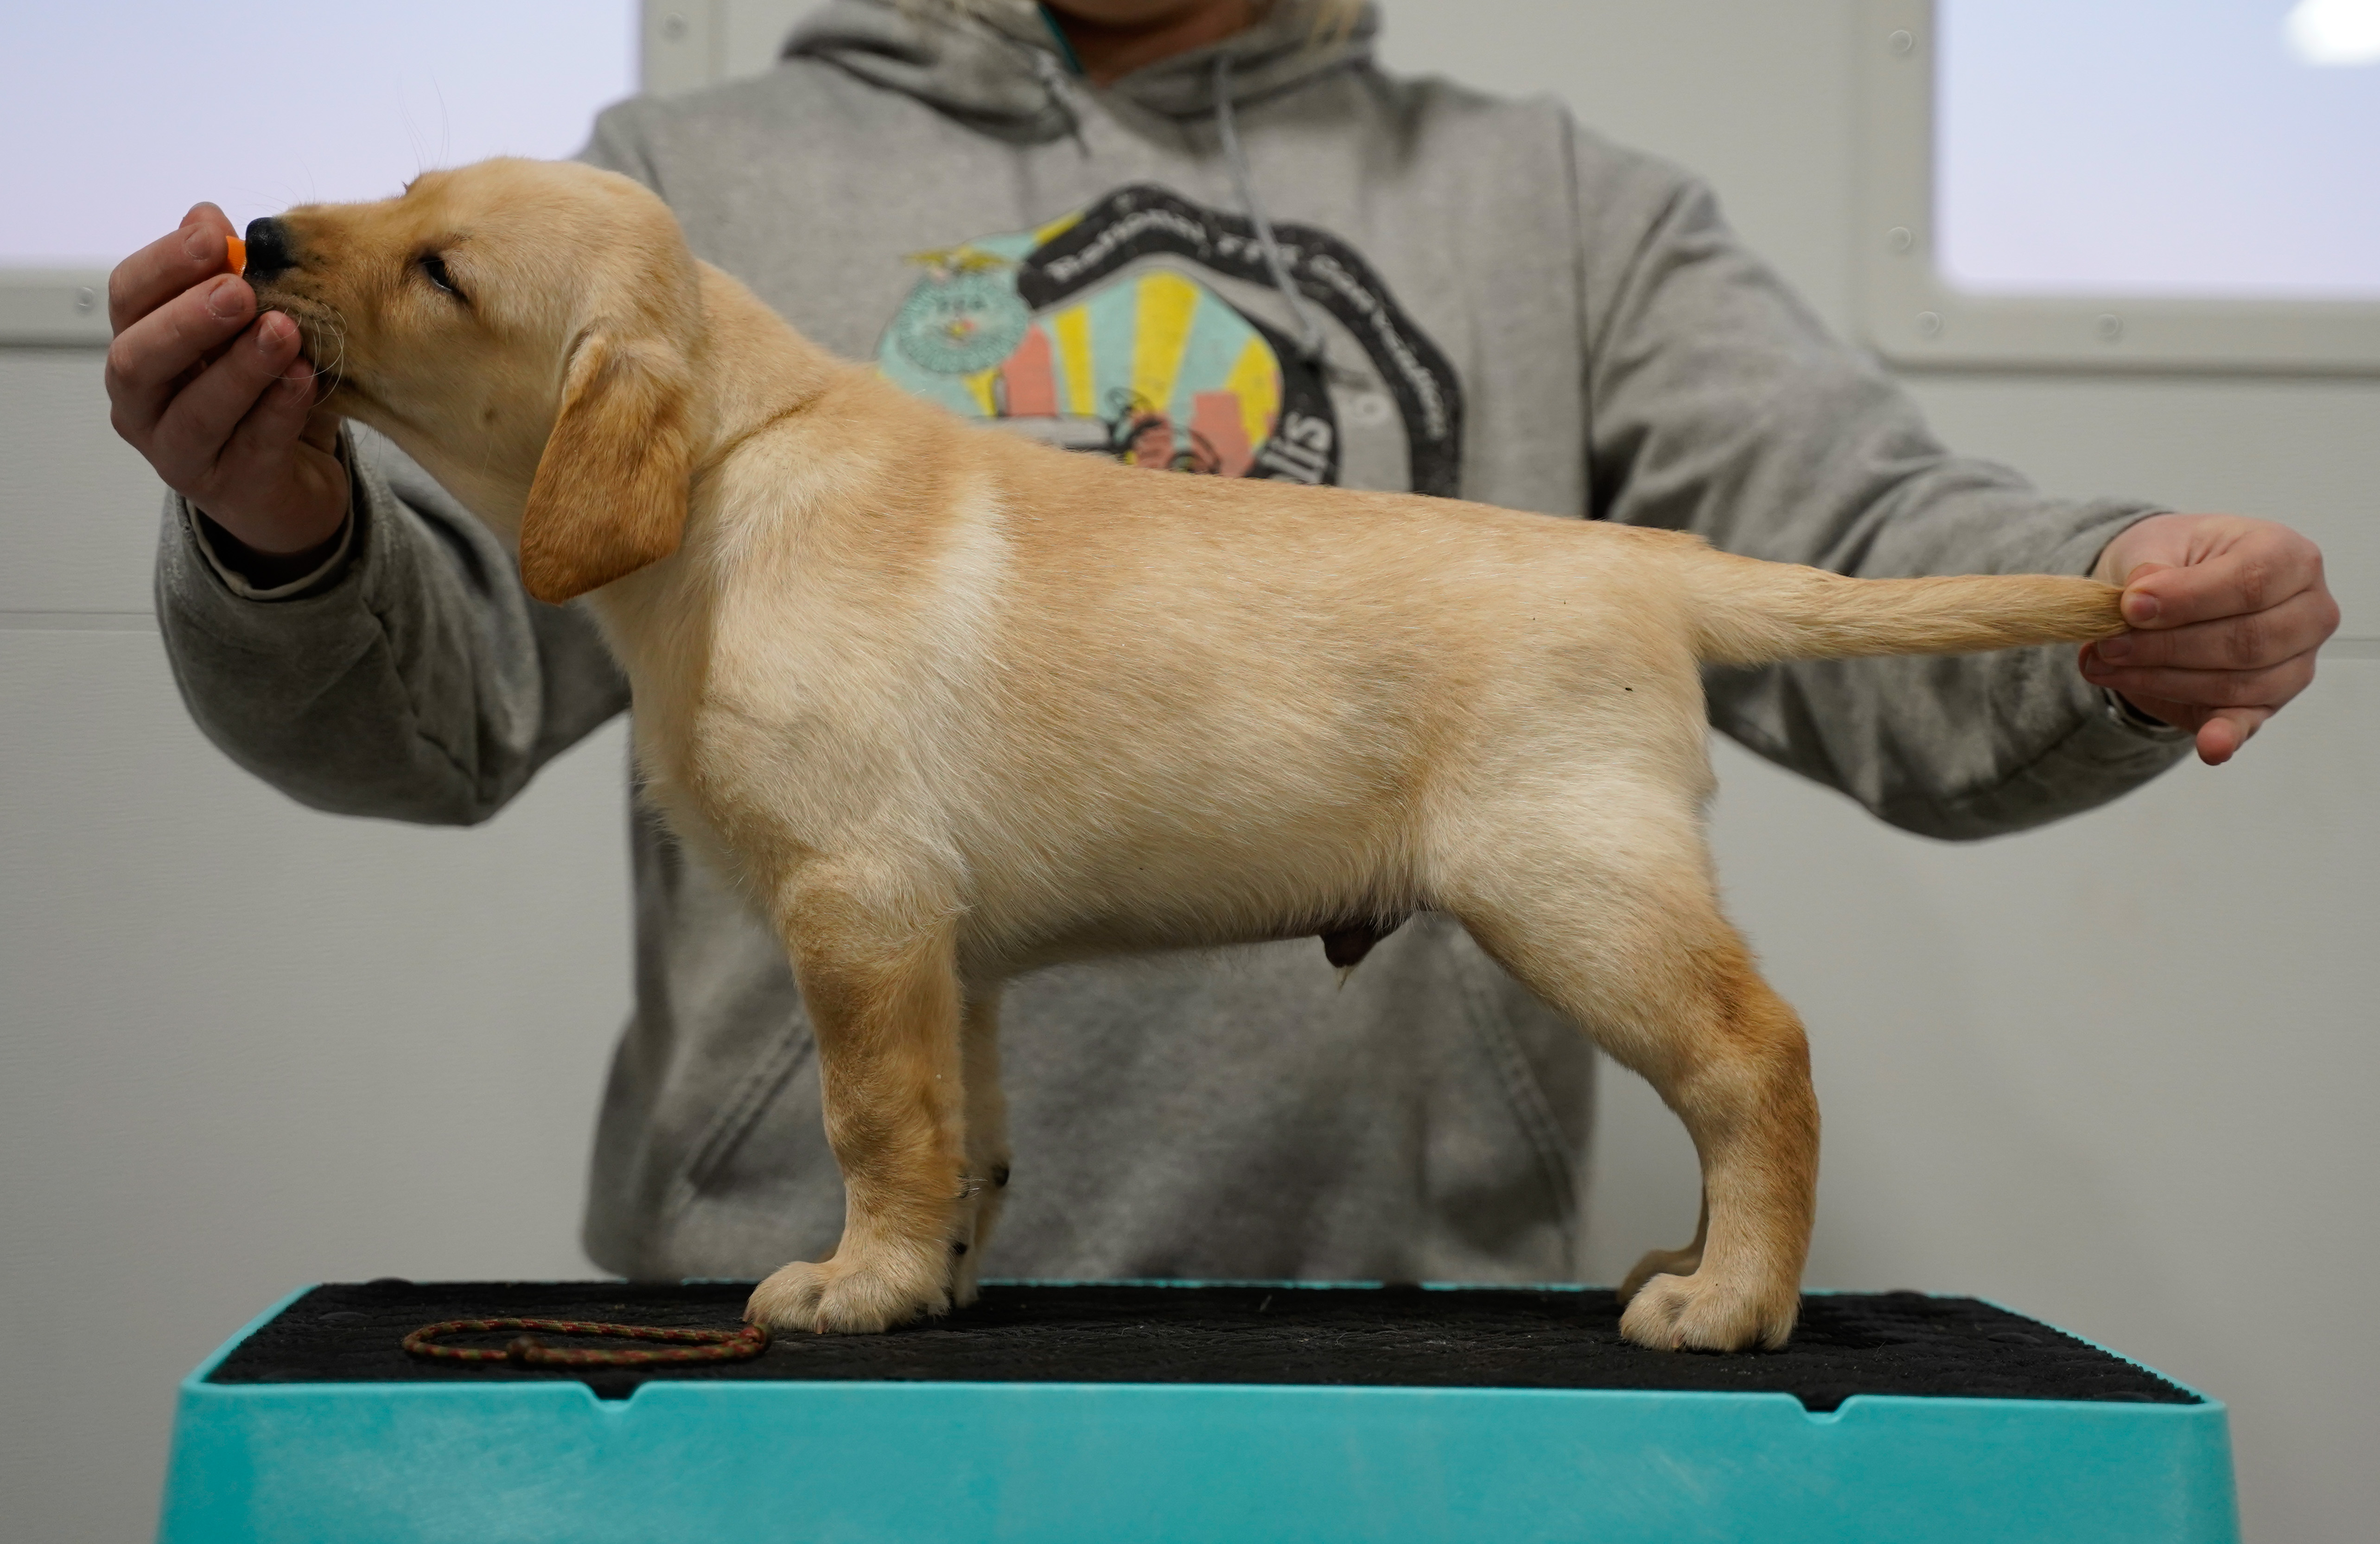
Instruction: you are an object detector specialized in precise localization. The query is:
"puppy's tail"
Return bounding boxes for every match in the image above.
[1674,542,2126,666]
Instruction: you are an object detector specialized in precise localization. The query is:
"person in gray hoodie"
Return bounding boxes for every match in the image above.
[104,0,2335,1289]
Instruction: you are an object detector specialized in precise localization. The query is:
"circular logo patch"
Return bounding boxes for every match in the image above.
[891,269,1031,376]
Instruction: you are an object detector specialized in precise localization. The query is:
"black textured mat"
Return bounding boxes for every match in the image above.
[206,1281,2196,1412]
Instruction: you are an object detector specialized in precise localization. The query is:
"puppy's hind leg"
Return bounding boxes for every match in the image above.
[747,864,971,1334]
[950,988,1012,1309]
[1450,805,1818,1353]
[1611,940,1816,1352]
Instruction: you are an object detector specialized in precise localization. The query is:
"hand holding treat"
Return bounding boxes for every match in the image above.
[103,203,349,574]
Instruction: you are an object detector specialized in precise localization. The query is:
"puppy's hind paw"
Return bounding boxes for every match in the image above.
[1617,1243,1705,1305]
[949,1235,982,1309]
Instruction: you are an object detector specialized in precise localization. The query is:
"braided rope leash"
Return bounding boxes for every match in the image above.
[402,1317,770,1367]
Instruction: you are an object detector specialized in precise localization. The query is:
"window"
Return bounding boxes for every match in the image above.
[0,0,636,342]
[1858,0,2380,370]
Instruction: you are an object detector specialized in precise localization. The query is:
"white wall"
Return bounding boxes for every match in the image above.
[0,353,633,1538]
[1,2,2372,1540]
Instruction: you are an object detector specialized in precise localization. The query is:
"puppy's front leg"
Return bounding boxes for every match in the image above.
[747,873,969,1334]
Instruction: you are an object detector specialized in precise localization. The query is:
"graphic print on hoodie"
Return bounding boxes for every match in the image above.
[876,184,1465,495]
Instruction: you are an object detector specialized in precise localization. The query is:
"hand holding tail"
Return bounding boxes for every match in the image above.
[2081,514,2337,766]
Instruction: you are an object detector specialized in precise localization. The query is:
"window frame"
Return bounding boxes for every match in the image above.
[1857,0,2380,375]
[0,1,704,346]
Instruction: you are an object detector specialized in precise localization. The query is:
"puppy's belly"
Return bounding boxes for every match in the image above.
[961,826,1419,976]
[978,903,1413,980]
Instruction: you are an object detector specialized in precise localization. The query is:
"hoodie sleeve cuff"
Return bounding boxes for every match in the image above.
[188,502,356,601]
[2099,686,2193,742]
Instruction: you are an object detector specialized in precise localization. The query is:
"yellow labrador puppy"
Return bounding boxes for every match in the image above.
[245,159,2124,1351]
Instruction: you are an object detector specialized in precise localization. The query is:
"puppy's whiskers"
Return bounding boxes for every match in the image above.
[256,299,349,402]
[301,309,351,400]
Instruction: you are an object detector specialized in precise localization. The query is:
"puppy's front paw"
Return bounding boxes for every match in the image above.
[745,1251,950,1334]
[1618,1271,1798,1353]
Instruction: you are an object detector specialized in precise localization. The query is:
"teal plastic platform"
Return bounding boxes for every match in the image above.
[157,1281,2237,1544]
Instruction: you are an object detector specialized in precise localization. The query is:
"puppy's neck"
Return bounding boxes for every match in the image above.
[684,264,845,474]
[577,266,850,668]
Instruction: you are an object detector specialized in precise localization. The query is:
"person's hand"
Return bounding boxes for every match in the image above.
[2079,513,2338,766]
[104,203,348,561]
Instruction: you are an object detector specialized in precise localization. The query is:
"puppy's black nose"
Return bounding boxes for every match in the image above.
[242,217,294,281]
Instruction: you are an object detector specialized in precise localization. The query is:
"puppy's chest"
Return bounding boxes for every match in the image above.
[607,541,996,866]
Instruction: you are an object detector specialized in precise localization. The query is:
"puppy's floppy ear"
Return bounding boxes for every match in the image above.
[517,329,694,604]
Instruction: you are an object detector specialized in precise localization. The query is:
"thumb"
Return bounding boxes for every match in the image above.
[180,202,236,239]
[2196,706,2272,767]
[2118,560,2176,629]
[300,402,343,454]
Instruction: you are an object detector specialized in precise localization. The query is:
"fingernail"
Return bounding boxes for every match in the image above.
[254,311,288,351]
[184,225,217,263]
[204,277,248,320]
[2097,635,2132,663]
[2122,592,2160,626]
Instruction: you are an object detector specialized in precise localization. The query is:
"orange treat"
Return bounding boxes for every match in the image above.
[226,233,246,277]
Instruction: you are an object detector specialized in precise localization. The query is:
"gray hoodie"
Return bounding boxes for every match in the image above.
[153,0,2189,1285]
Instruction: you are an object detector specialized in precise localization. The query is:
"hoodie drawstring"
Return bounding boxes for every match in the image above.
[1214,53,1327,362]
[1027,47,1087,150]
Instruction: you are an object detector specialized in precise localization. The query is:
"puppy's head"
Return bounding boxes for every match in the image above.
[247,158,703,603]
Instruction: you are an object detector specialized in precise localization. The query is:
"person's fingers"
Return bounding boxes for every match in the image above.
[298,406,342,455]
[105,273,257,442]
[145,311,303,491]
[2086,516,2331,766]
[2085,589,2340,673]
[2194,706,2274,767]
[210,357,325,510]
[2079,653,2316,712]
[106,204,237,334]
[2116,533,2323,629]
[2091,688,2269,767]
[199,354,350,555]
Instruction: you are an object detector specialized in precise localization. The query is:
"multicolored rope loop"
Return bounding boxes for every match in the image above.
[401,1317,770,1367]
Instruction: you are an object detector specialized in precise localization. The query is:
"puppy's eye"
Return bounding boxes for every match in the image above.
[419,253,464,302]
